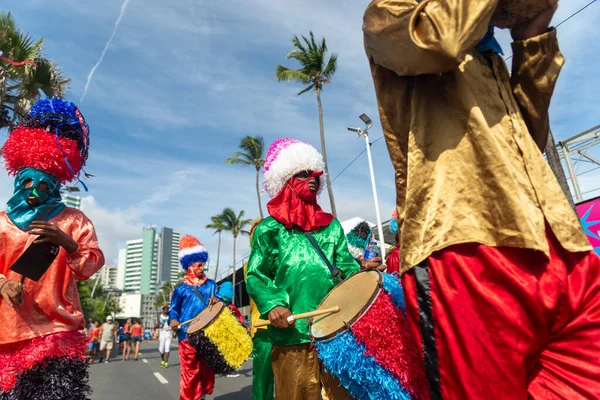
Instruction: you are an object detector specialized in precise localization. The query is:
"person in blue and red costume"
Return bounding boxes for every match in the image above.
[0,97,105,400]
[363,1,600,398]
[246,138,382,400]
[169,235,219,400]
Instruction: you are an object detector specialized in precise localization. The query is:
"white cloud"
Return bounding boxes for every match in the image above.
[80,196,143,265]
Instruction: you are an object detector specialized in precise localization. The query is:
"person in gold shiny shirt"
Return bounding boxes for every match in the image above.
[363,1,600,398]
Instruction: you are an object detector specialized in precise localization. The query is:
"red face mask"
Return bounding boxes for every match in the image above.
[267,171,333,231]
[287,171,322,203]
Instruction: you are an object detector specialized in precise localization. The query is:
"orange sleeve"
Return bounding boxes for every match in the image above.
[65,213,105,280]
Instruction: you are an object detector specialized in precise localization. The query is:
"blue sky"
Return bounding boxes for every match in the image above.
[1,0,599,270]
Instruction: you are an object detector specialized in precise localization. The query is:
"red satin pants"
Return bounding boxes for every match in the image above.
[402,233,600,399]
[178,339,215,400]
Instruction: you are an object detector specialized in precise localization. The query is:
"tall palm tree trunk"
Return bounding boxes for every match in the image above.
[232,235,237,306]
[213,232,222,280]
[255,168,264,218]
[545,129,575,210]
[316,87,337,217]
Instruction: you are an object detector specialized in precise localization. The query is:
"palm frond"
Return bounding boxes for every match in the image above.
[206,214,226,231]
[226,155,254,166]
[297,83,316,96]
[323,54,338,81]
[226,135,265,168]
[291,35,308,56]
[277,32,337,95]
[275,65,310,84]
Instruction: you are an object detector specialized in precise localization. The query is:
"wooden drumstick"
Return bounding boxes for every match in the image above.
[167,316,200,331]
[253,306,340,328]
[167,299,220,331]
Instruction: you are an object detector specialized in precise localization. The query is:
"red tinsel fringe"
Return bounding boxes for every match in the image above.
[1,57,38,67]
[0,331,88,392]
[352,292,428,399]
[2,127,82,183]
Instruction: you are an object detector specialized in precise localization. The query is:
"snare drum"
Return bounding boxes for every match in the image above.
[187,302,252,375]
[310,270,426,400]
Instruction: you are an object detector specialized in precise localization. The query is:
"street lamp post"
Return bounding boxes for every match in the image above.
[348,114,387,263]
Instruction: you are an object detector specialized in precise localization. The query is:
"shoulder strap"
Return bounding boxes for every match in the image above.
[304,232,342,281]
[191,287,206,305]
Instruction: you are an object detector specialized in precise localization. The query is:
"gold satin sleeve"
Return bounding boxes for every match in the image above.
[510,28,564,151]
[363,0,499,76]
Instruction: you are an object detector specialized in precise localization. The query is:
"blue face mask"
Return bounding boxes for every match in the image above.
[6,168,66,231]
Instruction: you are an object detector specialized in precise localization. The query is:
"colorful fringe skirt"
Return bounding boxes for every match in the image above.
[0,331,90,400]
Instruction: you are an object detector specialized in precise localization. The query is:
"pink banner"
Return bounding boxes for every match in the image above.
[576,196,600,255]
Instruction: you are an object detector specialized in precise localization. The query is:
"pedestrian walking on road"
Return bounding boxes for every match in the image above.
[99,316,117,363]
[88,321,101,364]
[144,328,151,345]
[121,318,132,361]
[131,319,143,361]
[157,305,172,368]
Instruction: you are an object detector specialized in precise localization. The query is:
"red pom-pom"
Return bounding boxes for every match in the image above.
[2,127,82,183]
[352,292,428,399]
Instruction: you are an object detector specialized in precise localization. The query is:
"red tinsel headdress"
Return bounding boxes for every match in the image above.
[1,97,90,185]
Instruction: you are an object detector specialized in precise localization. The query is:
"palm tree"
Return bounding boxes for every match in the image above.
[276,31,338,217]
[220,208,252,306]
[226,136,266,218]
[0,12,69,128]
[206,214,226,280]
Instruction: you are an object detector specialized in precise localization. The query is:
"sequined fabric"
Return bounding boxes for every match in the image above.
[0,209,105,345]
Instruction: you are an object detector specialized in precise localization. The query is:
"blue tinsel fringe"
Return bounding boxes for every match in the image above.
[29,98,79,119]
[382,273,405,311]
[316,331,412,400]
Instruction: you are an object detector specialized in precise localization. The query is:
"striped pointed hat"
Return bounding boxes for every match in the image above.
[179,235,209,270]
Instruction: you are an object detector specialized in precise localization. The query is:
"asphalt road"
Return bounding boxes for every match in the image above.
[89,340,252,399]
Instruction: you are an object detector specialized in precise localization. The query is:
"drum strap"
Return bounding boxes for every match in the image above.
[304,232,342,283]
[191,287,206,305]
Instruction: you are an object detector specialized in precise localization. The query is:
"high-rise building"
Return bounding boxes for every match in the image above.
[95,265,118,290]
[62,194,81,209]
[116,248,126,290]
[120,226,181,295]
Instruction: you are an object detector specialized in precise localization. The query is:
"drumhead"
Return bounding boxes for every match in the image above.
[187,302,225,334]
[310,270,382,341]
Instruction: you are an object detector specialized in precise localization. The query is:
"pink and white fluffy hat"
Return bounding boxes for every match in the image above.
[263,138,325,198]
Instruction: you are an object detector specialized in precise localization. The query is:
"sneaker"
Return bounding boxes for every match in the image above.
[104,360,109,364]
[164,362,168,368]
[227,374,240,377]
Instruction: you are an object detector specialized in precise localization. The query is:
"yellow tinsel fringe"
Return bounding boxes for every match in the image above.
[205,307,253,370]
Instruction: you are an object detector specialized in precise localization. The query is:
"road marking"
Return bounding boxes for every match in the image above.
[154,372,168,384]
[142,359,148,364]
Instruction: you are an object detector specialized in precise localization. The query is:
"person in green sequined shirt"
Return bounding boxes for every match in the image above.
[246,138,381,400]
